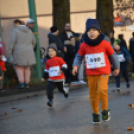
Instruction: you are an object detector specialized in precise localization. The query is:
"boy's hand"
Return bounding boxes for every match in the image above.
[41,78,45,82]
[122,58,126,61]
[72,66,78,76]
[114,68,120,76]
[0,76,2,81]
[64,47,67,52]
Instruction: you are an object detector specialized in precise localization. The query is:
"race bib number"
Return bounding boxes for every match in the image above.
[85,52,106,69]
[49,66,60,77]
[117,54,124,62]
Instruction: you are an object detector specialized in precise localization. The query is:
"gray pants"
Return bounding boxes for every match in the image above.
[78,60,84,81]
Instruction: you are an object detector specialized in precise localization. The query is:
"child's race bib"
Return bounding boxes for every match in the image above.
[85,52,106,69]
[117,54,124,62]
[49,66,60,77]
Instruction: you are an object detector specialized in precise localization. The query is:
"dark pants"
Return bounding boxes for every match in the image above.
[47,81,65,100]
[132,57,134,73]
[115,63,129,88]
[64,58,78,84]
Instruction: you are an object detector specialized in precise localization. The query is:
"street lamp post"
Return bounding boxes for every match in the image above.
[28,0,42,80]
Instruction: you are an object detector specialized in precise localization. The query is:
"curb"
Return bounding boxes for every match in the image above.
[0,84,88,103]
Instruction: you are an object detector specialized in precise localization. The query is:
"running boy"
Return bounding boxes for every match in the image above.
[113,39,130,91]
[42,45,69,107]
[72,18,120,124]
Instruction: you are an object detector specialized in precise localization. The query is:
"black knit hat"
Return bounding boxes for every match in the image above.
[86,18,101,32]
[50,26,58,33]
[47,45,57,52]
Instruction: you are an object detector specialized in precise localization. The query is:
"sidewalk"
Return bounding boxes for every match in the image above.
[0,76,134,103]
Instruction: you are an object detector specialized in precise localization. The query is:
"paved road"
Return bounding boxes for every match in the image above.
[0,81,134,134]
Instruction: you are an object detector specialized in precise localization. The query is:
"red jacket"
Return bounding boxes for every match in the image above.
[45,56,66,81]
[0,60,6,71]
[78,40,114,76]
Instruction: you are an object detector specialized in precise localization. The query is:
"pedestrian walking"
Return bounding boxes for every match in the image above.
[72,18,120,124]
[114,39,130,91]
[129,32,134,76]
[42,45,69,107]
[7,24,36,89]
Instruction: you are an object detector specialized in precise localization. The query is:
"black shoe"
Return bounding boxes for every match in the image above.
[17,83,25,89]
[126,83,130,88]
[64,93,69,98]
[25,83,30,89]
[47,101,53,107]
[63,86,69,98]
[101,109,111,122]
[92,114,100,124]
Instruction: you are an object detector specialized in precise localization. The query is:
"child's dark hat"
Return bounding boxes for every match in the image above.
[86,18,101,32]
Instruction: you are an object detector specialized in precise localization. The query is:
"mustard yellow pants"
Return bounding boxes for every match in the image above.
[87,75,109,114]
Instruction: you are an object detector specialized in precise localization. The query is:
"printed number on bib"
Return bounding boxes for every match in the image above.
[117,54,124,62]
[49,66,60,77]
[85,52,106,69]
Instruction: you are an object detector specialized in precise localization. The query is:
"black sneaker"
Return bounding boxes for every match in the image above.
[64,93,69,98]
[126,83,130,88]
[92,114,100,124]
[101,109,110,122]
[47,101,53,107]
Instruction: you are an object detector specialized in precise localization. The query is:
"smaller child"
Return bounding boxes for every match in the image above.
[113,39,130,91]
[42,45,69,107]
[0,48,6,92]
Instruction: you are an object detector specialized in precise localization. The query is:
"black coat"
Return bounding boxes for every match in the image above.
[129,38,134,60]
[120,39,127,50]
[48,33,64,58]
[60,31,76,62]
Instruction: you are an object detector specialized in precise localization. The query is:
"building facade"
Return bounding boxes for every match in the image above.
[0,0,133,51]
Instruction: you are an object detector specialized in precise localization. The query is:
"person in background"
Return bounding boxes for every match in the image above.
[75,33,87,84]
[104,31,112,46]
[118,34,127,50]
[26,19,34,30]
[60,23,81,85]
[113,39,130,91]
[129,32,134,76]
[48,26,64,58]
[109,31,115,46]
[13,19,22,28]
[7,24,36,89]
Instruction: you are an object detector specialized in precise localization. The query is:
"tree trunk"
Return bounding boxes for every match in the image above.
[96,0,114,33]
[52,0,70,32]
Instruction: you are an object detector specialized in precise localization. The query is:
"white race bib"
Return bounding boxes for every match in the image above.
[49,66,60,77]
[2,55,7,62]
[85,52,106,69]
[117,54,124,62]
